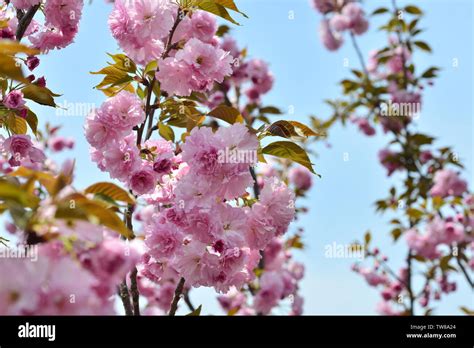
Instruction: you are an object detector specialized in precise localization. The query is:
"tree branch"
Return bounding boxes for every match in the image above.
[130,267,141,316]
[456,256,474,289]
[118,281,133,316]
[15,4,40,42]
[349,32,369,77]
[183,291,196,312]
[168,277,185,316]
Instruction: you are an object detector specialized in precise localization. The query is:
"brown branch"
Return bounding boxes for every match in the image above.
[168,277,185,316]
[406,249,415,315]
[137,8,183,146]
[456,256,474,289]
[15,4,40,41]
[249,166,260,199]
[130,267,141,316]
[391,0,409,89]
[118,281,133,316]
[349,31,369,77]
[183,291,196,312]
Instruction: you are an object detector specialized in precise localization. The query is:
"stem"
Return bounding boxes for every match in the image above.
[391,0,409,89]
[183,291,196,312]
[249,166,260,199]
[137,8,183,146]
[456,257,474,289]
[145,96,159,141]
[168,277,185,316]
[118,281,133,316]
[15,4,40,41]
[349,32,369,77]
[130,267,141,316]
[406,249,415,315]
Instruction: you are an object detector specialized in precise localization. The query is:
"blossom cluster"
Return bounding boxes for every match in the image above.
[135,125,295,296]
[207,37,274,108]
[85,91,181,196]
[109,0,234,96]
[312,0,474,315]
[218,238,305,315]
[0,232,139,314]
[2,0,84,51]
[311,0,369,51]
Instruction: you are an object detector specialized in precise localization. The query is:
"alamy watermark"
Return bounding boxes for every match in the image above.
[324,242,365,260]
[218,148,258,165]
[0,244,38,262]
[380,100,421,119]
[55,100,96,117]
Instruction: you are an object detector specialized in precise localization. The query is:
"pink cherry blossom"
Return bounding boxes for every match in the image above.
[157,38,233,96]
[145,220,184,262]
[96,91,145,133]
[320,19,343,51]
[10,0,41,10]
[430,169,468,198]
[3,90,25,109]
[129,164,157,195]
[253,271,284,314]
[289,165,313,191]
[101,134,140,181]
[108,0,175,65]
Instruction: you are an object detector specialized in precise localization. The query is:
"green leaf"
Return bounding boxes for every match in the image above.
[56,193,134,239]
[265,120,319,139]
[0,40,40,55]
[262,141,315,174]
[364,231,371,246]
[195,0,240,25]
[413,41,432,53]
[6,113,27,134]
[0,179,39,208]
[439,255,452,272]
[91,63,135,96]
[289,121,320,137]
[406,207,424,219]
[208,105,243,124]
[144,60,158,75]
[22,84,59,107]
[266,120,300,139]
[391,228,402,241]
[372,7,389,15]
[85,182,135,204]
[411,133,434,146]
[25,109,38,135]
[421,67,439,79]
[213,0,247,18]
[107,53,137,73]
[158,122,175,142]
[459,306,474,315]
[216,24,230,37]
[404,5,423,15]
[260,106,282,114]
[0,54,28,83]
[186,304,202,316]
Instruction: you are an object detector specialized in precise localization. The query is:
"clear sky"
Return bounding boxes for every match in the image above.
[20,0,473,314]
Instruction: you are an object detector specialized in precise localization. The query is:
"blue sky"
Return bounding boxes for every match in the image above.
[16,0,473,314]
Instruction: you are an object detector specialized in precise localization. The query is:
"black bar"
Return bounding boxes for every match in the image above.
[0,316,472,346]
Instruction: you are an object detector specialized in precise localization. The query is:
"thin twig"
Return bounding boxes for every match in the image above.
[130,267,141,316]
[456,257,474,289]
[349,32,369,77]
[138,8,183,145]
[118,281,133,316]
[168,277,185,316]
[183,292,196,312]
[15,4,40,41]
[406,249,415,315]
